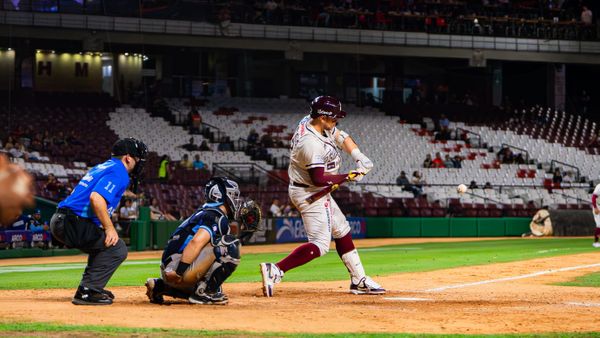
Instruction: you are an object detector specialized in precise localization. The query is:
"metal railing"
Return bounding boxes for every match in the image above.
[2,11,600,55]
[550,159,581,181]
[501,143,530,163]
[456,127,483,148]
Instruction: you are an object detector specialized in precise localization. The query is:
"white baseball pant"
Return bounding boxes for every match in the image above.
[289,185,351,256]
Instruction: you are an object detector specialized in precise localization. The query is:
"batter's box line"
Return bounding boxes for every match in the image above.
[415,262,600,293]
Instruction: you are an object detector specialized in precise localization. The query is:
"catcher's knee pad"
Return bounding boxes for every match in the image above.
[196,235,241,295]
[213,234,241,264]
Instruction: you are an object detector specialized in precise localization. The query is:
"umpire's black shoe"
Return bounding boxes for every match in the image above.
[72,286,113,305]
[101,288,115,299]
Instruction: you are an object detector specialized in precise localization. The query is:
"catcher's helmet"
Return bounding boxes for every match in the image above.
[205,177,241,218]
[309,96,347,119]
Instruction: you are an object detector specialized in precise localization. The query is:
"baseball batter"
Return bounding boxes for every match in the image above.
[260,96,385,297]
[591,184,600,247]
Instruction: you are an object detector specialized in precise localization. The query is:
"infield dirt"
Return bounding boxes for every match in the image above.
[1,238,599,335]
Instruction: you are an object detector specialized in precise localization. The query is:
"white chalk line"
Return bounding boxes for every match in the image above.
[384,297,432,302]
[565,302,600,307]
[422,262,600,292]
[0,260,161,274]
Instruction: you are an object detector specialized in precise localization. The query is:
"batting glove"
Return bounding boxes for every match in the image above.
[351,149,373,174]
[348,170,365,182]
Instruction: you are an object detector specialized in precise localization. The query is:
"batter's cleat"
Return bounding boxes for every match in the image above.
[350,276,386,295]
[188,291,228,305]
[72,286,113,305]
[145,278,165,304]
[593,242,600,248]
[259,262,284,297]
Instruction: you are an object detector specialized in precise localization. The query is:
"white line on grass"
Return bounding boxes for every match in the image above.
[0,260,161,274]
[422,262,600,292]
[360,247,422,252]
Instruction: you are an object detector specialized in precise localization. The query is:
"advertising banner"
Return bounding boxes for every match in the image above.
[275,217,366,243]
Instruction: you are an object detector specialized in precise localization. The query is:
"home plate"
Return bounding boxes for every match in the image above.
[384,297,432,301]
[565,302,600,307]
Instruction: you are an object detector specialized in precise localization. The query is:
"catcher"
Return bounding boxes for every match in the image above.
[145,177,261,305]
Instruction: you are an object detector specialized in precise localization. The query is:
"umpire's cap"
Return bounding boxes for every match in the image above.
[112,138,148,159]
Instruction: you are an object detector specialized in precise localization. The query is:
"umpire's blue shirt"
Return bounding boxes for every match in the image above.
[58,158,130,226]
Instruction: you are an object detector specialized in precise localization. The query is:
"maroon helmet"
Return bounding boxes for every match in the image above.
[309,96,347,119]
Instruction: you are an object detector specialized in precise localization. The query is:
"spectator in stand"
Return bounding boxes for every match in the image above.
[8,142,26,159]
[483,182,493,190]
[67,131,83,146]
[431,152,445,168]
[149,198,177,221]
[42,131,53,150]
[199,140,211,151]
[53,131,67,146]
[28,209,48,232]
[439,114,450,130]
[248,129,259,145]
[118,199,137,236]
[218,136,234,151]
[469,180,478,189]
[396,171,410,187]
[4,136,14,150]
[158,155,170,181]
[443,154,454,168]
[423,154,433,168]
[514,153,526,164]
[260,134,274,148]
[563,171,574,184]
[552,168,563,184]
[411,171,425,197]
[180,137,198,151]
[192,154,205,170]
[282,204,298,217]
[30,133,43,151]
[45,173,60,193]
[188,106,202,134]
[56,182,72,201]
[179,154,193,169]
[581,6,593,25]
[269,198,282,217]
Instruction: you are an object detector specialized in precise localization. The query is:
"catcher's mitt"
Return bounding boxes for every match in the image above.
[238,200,262,233]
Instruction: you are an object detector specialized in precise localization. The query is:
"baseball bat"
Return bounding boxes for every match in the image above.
[305,172,361,204]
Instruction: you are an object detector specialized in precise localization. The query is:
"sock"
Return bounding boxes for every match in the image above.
[334,232,355,257]
[341,249,366,285]
[595,228,600,242]
[276,243,320,273]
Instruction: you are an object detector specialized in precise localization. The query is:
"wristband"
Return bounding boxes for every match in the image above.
[175,262,190,276]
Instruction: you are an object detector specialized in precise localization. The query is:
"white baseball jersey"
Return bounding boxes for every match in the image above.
[288,115,341,186]
[593,184,600,206]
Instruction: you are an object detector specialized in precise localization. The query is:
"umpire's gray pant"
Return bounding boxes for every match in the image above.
[50,209,128,289]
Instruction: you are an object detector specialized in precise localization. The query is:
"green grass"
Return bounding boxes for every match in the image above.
[2,322,600,338]
[555,271,600,288]
[0,238,595,290]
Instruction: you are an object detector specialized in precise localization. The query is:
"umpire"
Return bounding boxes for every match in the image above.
[50,138,147,305]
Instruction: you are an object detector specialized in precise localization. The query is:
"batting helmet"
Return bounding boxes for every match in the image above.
[205,177,242,218]
[309,96,347,119]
